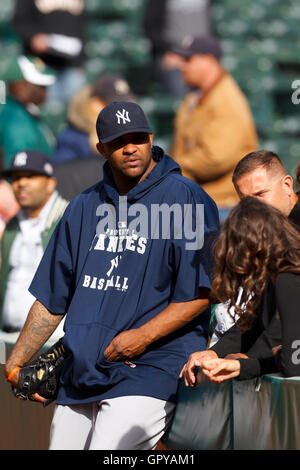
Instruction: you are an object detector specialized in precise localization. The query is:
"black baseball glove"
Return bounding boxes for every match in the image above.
[12,338,69,407]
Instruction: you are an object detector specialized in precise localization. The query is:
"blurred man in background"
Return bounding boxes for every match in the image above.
[53,73,136,164]
[171,35,258,221]
[0,150,68,334]
[143,0,214,97]
[0,55,56,167]
[233,150,300,226]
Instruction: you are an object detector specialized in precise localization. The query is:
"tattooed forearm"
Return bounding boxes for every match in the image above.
[4,300,63,377]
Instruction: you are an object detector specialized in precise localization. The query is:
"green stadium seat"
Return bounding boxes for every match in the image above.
[85,0,144,20]
[259,137,300,180]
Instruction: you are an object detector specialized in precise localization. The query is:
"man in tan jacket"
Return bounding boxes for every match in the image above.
[171,35,258,219]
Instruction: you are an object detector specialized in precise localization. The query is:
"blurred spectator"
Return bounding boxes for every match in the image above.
[143,0,214,97]
[171,35,258,220]
[181,197,300,384]
[233,150,300,226]
[0,150,68,333]
[0,55,56,167]
[12,0,86,104]
[53,73,136,165]
[210,150,300,346]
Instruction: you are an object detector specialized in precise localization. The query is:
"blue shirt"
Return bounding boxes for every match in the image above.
[29,146,219,405]
[52,125,94,165]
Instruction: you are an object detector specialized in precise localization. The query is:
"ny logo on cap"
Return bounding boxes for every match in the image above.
[14,152,28,166]
[116,109,131,125]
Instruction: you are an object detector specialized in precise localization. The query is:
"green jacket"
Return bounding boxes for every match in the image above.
[0,97,54,167]
[0,193,68,329]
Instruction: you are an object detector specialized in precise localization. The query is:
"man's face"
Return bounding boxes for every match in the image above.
[11,171,55,212]
[97,132,155,183]
[11,81,47,106]
[235,167,294,216]
[27,83,47,106]
[180,54,212,88]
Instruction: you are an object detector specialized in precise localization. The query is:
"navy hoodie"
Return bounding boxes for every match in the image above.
[29,146,219,405]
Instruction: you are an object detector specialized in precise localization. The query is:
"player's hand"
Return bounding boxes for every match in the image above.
[104,329,149,362]
[5,366,45,404]
[5,365,20,388]
[200,358,241,383]
[179,350,218,387]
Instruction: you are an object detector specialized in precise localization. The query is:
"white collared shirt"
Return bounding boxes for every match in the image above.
[2,191,57,330]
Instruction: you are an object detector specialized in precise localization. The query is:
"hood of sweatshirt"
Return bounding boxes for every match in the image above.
[102,145,181,204]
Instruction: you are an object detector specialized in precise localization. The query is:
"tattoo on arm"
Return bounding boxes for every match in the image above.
[5,300,63,375]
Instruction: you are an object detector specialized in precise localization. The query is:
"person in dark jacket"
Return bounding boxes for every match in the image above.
[54,154,105,201]
[180,196,300,384]
[12,0,86,103]
[143,0,214,97]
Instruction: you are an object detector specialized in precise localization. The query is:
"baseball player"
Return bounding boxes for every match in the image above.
[5,101,219,450]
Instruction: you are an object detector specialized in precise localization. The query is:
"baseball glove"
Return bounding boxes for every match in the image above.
[12,338,69,407]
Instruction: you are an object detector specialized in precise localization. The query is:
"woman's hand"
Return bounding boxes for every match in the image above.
[179,350,218,387]
[201,358,241,383]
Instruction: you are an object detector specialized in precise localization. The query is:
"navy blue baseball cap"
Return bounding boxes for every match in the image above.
[1,150,54,178]
[96,101,153,144]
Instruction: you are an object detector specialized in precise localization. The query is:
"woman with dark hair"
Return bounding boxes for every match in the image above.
[180,196,300,384]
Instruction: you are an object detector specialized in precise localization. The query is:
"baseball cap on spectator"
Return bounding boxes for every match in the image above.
[91,74,136,103]
[2,55,56,86]
[172,35,223,60]
[96,101,153,144]
[1,150,54,178]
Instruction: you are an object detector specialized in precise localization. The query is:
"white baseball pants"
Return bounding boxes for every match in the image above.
[48,395,175,450]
